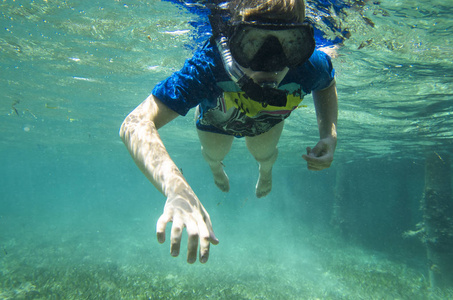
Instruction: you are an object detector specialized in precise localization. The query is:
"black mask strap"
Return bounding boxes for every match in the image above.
[207,3,229,38]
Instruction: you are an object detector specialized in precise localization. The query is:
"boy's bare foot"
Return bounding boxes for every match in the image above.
[256,169,272,198]
[212,169,230,192]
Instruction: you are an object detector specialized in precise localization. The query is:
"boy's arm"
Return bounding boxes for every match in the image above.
[302,80,338,170]
[119,94,218,263]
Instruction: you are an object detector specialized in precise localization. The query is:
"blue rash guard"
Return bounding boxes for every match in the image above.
[152,39,335,137]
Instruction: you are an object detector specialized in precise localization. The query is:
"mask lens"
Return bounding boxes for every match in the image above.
[248,36,287,71]
[229,26,265,68]
[229,22,315,71]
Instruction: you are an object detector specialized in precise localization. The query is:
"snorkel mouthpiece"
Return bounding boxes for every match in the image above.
[240,77,288,107]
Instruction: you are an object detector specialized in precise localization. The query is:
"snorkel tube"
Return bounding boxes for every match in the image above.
[208,3,288,107]
[215,34,247,85]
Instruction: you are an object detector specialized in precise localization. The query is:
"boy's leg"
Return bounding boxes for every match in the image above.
[197,129,234,192]
[245,121,284,198]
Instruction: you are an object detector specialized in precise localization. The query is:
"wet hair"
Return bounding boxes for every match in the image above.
[229,0,306,23]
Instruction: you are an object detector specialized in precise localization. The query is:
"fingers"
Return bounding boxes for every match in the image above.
[156,212,172,244]
[187,214,217,264]
[170,217,184,257]
[201,207,219,245]
[156,210,218,264]
[186,220,199,264]
[302,147,332,171]
[306,161,326,171]
[303,154,332,170]
[306,145,326,157]
[197,219,212,263]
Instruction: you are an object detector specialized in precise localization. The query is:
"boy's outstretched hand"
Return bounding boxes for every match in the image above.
[156,188,219,264]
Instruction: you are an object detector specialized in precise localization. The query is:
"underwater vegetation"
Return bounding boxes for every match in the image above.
[1,230,453,300]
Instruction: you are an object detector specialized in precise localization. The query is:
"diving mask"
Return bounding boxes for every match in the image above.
[229,22,316,72]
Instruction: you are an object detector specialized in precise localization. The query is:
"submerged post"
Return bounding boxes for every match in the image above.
[331,165,350,239]
[423,151,453,289]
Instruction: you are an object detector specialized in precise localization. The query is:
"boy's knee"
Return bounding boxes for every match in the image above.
[254,147,278,164]
[201,146,224,164]
[201,146,214,162]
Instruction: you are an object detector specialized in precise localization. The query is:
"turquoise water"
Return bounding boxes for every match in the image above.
[1,0,452,299]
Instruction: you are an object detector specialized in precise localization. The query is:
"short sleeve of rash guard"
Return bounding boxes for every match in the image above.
[152,44,221,116]
[298,49,335,93]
